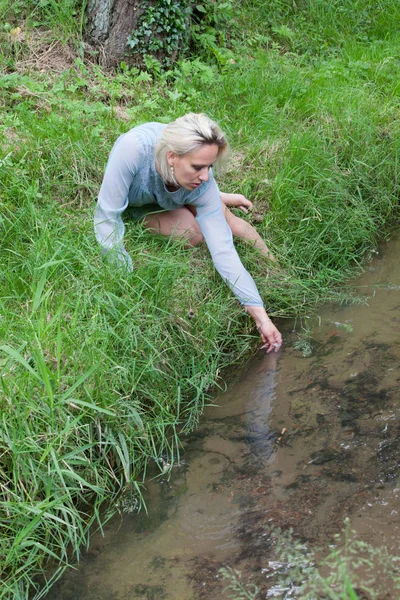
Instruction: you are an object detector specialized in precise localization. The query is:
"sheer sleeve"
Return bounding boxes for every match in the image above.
[194,181,264,307]
[94,134,142,270]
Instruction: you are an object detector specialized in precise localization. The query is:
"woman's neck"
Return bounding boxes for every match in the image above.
[155,159,180,192]
[165,183,179,192]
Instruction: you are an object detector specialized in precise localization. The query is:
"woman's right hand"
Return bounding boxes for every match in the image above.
[258,319,282,353]
[105,246,133,272]
[245,306,282,353]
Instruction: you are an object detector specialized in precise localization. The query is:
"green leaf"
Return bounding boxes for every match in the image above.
[32,268,48,314]
[0,345,42,382]
[60,397,115,417]
[58,364,98,403]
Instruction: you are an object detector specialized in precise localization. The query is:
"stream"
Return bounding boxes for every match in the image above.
[47,234,399,600]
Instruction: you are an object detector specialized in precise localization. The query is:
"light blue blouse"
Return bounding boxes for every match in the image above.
[94,122,263,306]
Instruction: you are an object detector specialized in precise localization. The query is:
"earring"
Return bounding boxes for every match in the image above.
[170,165,174,177]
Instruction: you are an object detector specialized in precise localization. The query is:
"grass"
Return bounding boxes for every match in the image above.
[0,0,399,597]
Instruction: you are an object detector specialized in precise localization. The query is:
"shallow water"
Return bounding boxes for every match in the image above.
[47,234,399,600]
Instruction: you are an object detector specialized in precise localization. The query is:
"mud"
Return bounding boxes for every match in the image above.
[46,233,399,599]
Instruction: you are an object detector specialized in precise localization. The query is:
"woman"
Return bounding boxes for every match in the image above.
[94,113,282,352]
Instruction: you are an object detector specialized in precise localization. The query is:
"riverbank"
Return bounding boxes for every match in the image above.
[0,1,399,597]
[45,233,400,599]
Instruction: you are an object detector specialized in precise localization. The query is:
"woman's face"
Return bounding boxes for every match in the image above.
[167,144,220,191]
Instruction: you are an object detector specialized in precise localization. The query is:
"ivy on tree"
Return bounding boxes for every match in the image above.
[127,0,191,67]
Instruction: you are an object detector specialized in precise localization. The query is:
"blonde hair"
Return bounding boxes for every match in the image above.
[155,113,229,186]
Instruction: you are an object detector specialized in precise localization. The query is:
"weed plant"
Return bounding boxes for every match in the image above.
[0,0,399,597]
[221,522,400,599]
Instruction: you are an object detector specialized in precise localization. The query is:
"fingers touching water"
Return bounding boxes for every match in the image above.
[258,319,282,353]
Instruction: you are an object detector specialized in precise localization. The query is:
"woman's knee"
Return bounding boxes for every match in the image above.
[143,208,204,246]
[185,230,204,246]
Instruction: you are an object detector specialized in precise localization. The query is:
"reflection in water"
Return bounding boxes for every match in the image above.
[46,353,281,600]
[47,234,399,600]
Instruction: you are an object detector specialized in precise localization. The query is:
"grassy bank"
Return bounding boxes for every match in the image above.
[0,0,399,597]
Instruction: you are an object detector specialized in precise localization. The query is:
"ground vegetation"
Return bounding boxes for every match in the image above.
[222,522,400,599]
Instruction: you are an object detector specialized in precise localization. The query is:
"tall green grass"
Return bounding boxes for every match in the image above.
[0,0,399,597]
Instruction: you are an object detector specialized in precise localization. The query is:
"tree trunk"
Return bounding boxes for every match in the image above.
[85,0,141,67]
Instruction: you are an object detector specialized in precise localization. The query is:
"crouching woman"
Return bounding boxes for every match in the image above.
[94,113,282,352]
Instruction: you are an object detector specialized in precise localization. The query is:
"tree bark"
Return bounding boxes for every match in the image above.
[85,0,141,67]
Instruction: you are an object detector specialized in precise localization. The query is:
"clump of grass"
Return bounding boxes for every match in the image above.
[1,0,399,597]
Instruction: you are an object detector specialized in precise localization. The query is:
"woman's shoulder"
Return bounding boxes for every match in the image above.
[110,122,166,167]
[123,122,166,146]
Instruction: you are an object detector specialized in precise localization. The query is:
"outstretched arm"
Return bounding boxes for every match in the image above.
[195,181,282,349]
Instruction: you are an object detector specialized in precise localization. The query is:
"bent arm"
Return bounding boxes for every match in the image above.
[94,133,142,270]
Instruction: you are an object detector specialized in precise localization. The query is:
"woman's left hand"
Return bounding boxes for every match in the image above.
[257,319,282,353]
[220,192,253,214]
